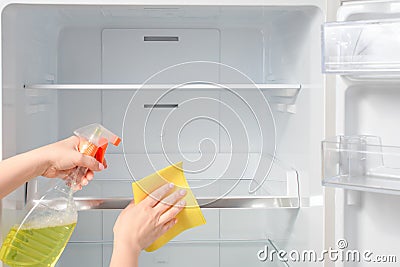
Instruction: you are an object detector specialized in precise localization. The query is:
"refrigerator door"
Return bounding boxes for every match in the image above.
[322,1,400,266]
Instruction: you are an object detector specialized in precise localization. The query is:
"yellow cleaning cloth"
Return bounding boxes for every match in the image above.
[132,162,206,252]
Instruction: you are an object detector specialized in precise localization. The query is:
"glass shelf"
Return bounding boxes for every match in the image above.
[322,135,400,195]
[322,18,400,76]
[24,83,301,114]
[28,154,307,209]
[24,83,301,97]
[68,195,301,210]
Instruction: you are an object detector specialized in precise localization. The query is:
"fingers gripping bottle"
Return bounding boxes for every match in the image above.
[0,123,121,267]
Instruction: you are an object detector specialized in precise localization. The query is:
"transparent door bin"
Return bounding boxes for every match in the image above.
[322,19,400,76]
[322,135,400,195]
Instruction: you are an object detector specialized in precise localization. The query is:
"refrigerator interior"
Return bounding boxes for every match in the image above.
[322,1,400,266]
[1,3,325,267]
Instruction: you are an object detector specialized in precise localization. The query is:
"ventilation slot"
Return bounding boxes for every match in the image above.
[144,36,179,42]
[144,104,179,109]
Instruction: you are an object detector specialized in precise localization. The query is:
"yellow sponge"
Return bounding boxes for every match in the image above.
[132,162,206,252]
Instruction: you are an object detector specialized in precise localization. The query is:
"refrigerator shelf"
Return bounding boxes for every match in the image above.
[24,83,301,98]
[322,18,400,76]
[32,180,306,210]
[70,196,301,210]
[33,195,321,210]
[74,195,322,210]
[322,135,400,195]
[28,153,307,209]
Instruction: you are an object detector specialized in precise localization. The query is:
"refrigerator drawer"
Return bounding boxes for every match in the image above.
[322,18,400,76]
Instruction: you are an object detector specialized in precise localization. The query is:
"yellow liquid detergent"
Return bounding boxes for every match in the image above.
[0,223,76,267]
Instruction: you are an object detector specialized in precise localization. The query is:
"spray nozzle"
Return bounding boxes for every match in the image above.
[74,123,121,163]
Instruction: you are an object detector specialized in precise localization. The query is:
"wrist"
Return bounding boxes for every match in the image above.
[112,239,141,266]
[113,238,142,255]
[31,145,53,177]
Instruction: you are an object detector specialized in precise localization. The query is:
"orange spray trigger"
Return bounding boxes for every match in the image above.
[74,123,121,161]
[95,143,108,164]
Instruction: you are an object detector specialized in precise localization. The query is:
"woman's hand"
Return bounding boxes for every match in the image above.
[110,183,187,267]
[0,136,106,199]
[38,136,105,189]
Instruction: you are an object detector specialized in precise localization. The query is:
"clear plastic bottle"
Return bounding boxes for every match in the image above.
[0,123,120,267]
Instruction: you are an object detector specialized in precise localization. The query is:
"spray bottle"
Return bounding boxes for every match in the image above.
[0,123,120,267]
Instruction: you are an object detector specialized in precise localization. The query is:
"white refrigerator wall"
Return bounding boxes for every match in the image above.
[1,2,327,267]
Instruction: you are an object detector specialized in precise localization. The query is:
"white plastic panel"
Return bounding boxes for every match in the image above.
[219,90,275,154]
[56,243,103,267]
[219,29,263,83]
[69,211,103,242]
[58,28,101,83]
[220,243,286,267]
[343,192,400,267]
[138,244,219,267]
[219,208,324,267]
[101,210,219,242]
[58,90,102,139]
[103,90,220,154]
[102,29,220,83]
[344,86,400,146]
